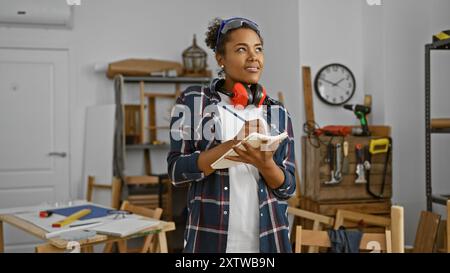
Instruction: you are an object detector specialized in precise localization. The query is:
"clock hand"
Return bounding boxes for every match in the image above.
[319,77,335,86]
[333,78,345,86]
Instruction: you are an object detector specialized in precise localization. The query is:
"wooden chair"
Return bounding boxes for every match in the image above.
[125,175,172,220]
[103,200,165,253]
[332,205,404,253]
[287,207,335,253]
[295,226,392,253]
[86,176,122,210]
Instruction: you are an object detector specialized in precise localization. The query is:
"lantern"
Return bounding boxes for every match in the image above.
[182,34,207,76]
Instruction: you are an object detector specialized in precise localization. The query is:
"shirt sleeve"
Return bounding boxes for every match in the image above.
[167,90,205,186]
[270,111,296,200]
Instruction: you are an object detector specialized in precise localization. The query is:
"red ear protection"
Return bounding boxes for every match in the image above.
[230,82,267,108]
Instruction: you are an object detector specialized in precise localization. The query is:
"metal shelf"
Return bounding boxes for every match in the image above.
[425,38,450,211]
[431,128,450,134]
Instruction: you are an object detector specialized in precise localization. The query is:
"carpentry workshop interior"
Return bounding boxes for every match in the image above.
[0,0,449,255]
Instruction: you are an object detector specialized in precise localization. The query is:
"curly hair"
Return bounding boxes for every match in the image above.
[205,17,263,55]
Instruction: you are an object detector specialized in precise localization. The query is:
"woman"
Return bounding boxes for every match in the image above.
[167,17,296,253]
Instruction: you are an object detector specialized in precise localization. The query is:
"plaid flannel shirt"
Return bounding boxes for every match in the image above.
[167,80,296,253]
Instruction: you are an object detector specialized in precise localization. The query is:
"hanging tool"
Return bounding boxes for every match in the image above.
[334,143,343,182]
[366,138,392,199]
[343,104,371,136]
[355,144,367,184]
[369,138,390,154]
[342,141,349,174]
[324,143,339,185]
[314,125,352,137]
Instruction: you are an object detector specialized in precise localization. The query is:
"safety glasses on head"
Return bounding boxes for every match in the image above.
[215,17,260,52]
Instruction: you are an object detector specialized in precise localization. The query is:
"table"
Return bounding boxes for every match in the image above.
[0,205,175,253]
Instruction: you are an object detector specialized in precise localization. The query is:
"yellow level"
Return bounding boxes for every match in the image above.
[52,209,92,228]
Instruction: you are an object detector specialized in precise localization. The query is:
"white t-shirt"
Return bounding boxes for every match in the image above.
[216,93,267,253]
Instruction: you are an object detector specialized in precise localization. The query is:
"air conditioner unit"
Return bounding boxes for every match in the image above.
[0,0,74,28]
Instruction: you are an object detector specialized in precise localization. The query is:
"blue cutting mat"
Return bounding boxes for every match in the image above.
[49,205,113,220]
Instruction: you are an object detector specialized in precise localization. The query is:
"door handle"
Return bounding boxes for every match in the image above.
[48,152,67,158]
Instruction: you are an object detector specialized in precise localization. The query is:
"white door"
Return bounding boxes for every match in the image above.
[0,48,70,252]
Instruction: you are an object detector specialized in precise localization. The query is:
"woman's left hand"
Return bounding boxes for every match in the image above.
[225,141,276,171]
[226,141,285,189]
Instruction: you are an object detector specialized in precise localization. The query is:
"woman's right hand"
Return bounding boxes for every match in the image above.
[234,119,267,141]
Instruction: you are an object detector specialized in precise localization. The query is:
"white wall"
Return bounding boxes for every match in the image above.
[0,0,302,201]
[299,0,365,127]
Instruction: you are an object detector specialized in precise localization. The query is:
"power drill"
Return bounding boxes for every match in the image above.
[343,104,371,136]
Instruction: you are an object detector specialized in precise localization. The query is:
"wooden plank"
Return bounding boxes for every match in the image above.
[391,206,404,253]
[288,207,334,226]
[300,197,391,217]
[0,220,3,253]
[139,81,146,144]
[448,200,450,253]
[413,211,441,253]
[144,93,176,98]
[148,97,156,143]
[295,226,302,253]
[302,66,315,124]
[431,118,450,129]
[111,177,122,210]
[334,209,391,230]
[126,176,160,185]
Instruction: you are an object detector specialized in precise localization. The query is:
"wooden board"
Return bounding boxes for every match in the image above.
[302,66,315,124]
[431,118,450,129]
[303,135,392,202]
[299,197,391,234]
[83,105,116,207]
[412,211,441,253]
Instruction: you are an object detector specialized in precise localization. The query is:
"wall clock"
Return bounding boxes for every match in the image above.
[314,63,356,106]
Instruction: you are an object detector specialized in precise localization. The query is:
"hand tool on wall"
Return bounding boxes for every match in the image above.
[343,104,371,136]
[366,138,391,199]
[324,143,340,185]
[355,144,367,184]
[342,141,349,174]
[334,143,343,183]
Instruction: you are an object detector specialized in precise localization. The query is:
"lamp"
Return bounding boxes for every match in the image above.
[182,34,208,76]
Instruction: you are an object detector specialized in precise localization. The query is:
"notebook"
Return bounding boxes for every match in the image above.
[89,218,160,238]
[211,131,289,169]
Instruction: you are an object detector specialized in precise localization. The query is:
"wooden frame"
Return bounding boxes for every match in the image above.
[138,81,179,144]
[295,226,392,253]
[333,206,404,253]
[86,176,122,210]
[287,207,334,253]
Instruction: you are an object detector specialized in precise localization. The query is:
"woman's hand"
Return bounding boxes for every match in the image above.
[225,141,285,189]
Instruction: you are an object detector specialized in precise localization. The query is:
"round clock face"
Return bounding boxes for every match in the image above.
[314,63,356,106]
